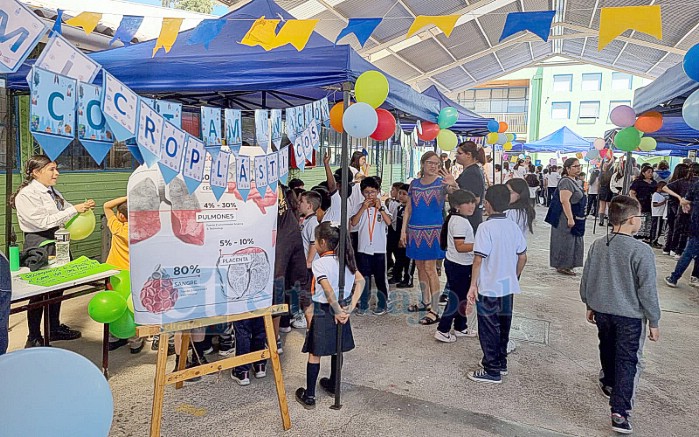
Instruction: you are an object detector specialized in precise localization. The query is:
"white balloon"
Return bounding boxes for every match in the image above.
[342,102,379,138]
[683,89,699,130]
[497,133,507,144]
[593,138,605,150]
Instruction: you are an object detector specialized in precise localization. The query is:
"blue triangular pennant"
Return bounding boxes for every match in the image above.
[81,140,112,165]
[183,176,202,194]
[32,133,72,161]
[335,18,382,47]
[158,164,180,184]
[187,19,226,49]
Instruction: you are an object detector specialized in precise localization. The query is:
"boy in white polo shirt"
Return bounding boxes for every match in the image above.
[466,184,527,384]
[351,177,392,315]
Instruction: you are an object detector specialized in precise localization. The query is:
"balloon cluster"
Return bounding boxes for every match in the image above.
[608,105,663,152]
[484,120,517,151]
[329,71,397,141]
[412,106,460,151]
[585,138,612,166]
[87,270,137,339]
[682,44,699,130]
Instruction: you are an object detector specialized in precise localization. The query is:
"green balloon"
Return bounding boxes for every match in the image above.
[88,291,127,324]
[438,107,459,129]
[126,293,134,314]
[109,311,136,339]
[110,270,131,299]
[614,127,642,152]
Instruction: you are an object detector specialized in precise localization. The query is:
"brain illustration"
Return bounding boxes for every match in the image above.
[140,269,178,314]
[219,247,271,300]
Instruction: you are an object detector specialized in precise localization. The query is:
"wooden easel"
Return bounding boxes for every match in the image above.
[136,304,291,436]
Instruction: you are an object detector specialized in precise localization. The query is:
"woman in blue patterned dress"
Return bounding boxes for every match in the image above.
[400,151,447,325]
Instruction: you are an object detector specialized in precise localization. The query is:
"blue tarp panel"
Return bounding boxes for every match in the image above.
[6,0,440,122]
[522,126,591,152]
[645,115,699,144]
[420,85,493,136]
[634,62,699,114]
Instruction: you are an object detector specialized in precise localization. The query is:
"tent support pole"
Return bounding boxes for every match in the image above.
[4,90,14,254]
[331,82,352,410]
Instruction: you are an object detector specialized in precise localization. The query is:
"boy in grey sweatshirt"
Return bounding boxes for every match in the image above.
[580,195,660,435]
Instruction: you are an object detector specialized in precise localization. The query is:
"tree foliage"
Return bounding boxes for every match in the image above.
[162,0,215,14]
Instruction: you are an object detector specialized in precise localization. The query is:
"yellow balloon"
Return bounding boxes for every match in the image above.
[355,71,389,109]
[503,142,513,151]
[66,210,96,241]
[486,132,498,144]
[437,129,457,151]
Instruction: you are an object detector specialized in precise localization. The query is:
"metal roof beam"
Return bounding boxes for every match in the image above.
[557,53,655,80]
[646,20,699,74]
[558,23,687,55]
[360,0,519,55]
[315,0,453,93]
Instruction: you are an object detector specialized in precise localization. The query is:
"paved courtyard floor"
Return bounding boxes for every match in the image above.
[7,205,699,436]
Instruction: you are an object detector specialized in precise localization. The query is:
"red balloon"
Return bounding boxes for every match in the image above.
[370,109,396,141]
[417,121,440,141]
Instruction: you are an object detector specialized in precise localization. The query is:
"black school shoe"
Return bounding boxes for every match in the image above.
[25,337,45,348]
[598,380,613,398]
[295,388,316,410]
[611,413,633,434]
[108,338,128,351]
[319,377,336,396]
[50,324,81,341]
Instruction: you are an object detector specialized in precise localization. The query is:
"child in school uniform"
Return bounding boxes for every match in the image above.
[386,182,403,274]
[434,190,478,343]
[466,184,527,384]
[350,177,392,315]
[296,222,365,409]
[392,184,414,287]
[292,190,323,330]
[580,195,660,434]
[650,181,667,247]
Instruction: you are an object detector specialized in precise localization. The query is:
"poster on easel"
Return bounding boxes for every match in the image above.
[128,153,278,325]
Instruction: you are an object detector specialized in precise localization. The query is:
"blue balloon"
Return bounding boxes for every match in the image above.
[487,120,499,133]
[0,348,113,436]
[683,88,699,130]
[683,43,699,82]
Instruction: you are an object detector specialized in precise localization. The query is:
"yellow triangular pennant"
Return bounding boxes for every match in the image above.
[598,5,662,50]
[65,12,102,35]
[241,17,281,51]
[407,15,460,38]
[271,19,319,51]
[152,17,185,57]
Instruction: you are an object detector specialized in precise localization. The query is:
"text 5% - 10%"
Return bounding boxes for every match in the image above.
[220,239,255,247]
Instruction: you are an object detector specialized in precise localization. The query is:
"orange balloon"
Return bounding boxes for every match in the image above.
[330,102,345,133]
[634,111,663,133]
[498,121,508,133]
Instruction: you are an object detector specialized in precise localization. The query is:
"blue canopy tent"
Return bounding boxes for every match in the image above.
[522,126,591,153]
[634,62,698,115]
[6,0,440,122]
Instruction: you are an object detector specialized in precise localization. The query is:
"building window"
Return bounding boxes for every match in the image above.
[611,72,633,90]
[578,101,600,124]
[608,100,632,123]
[553,74,572,92]
[551,102,571,120]
[581,73,602,91]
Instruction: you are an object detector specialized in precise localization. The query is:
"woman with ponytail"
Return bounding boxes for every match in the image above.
[11,155,95,347]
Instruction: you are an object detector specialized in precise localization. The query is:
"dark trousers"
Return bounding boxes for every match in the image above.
[670,236,699,283]
[386,227,399,270]
[547,187,556,206]
[586,194,598,216]
[274,239,309,328]
[595,312,645,417]
[650,216,664,243]
[437,261,471,334]
[666,210,689,254]
[663,205,677,252]
[392,247,411,282]
[27,292,63,339]
[477,294,514,376]
[1,254,10,355]
[233,317,267,373]
[357,252,388,311]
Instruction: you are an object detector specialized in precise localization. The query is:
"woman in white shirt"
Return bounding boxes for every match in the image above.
[10,155,94,347]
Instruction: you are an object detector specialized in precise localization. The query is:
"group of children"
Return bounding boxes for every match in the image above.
[96,147,662,434]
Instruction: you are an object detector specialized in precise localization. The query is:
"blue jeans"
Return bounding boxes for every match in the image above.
[1,254,11,355]
[595,312,645,417]
[233,318,267,373]
[669,236,699,283]
[437,261,472,334]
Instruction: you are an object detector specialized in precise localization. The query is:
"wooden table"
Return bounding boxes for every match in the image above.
[10,269,120,378]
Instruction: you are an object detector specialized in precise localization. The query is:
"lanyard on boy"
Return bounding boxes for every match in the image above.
[366,207,378,245]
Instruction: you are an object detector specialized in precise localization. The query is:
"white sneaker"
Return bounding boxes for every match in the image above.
[506,340,517,354]
[291,313,307,329]
[279,326,292,334]
[674,254,681,260]
[454,328,477,338]
[434,330,456,343]
[662,251,670,255]
[670,251,677,256]
[690,277,699,288]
